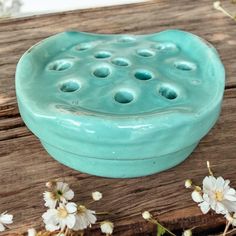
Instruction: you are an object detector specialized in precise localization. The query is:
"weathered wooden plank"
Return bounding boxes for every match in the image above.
[0,0,236,235]
[0,0,236,117]
[0,88,235,235]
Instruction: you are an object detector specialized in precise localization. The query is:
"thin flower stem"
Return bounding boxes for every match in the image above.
[218,5,235,19]
[222,220,231,236]
[207,161,214,176]
[222,228,236,235]
[79,231,84,236]
[64,227,69,236]
[149,218,176,236]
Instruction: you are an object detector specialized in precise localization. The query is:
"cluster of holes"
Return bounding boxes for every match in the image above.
[48,40,199,105]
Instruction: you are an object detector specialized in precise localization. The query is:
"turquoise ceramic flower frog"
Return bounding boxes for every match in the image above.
[15,30,225,178]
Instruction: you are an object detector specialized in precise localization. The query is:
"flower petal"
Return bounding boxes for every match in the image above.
[198,201,210,214]
[28,228,37,236]
[191,191,203,203]
[56,182,64,191]
[64,189,74,201]
[73,214,87,230]
[86,210,97,224]
[45,223,60,232]
[222,200,236,213]
[216,176,225,191]
[66,202,77,214]
[215,202,227,214]
[42,209,58,225]
[0,213,13,224]
[203,176,216,192]
[0,223,5,232]
[65,214,76,229]
[43,192,57,209]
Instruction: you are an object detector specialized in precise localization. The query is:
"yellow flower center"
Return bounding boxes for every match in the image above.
[77,205,86,214]
[57,207,68,218]
[215,191,224,201]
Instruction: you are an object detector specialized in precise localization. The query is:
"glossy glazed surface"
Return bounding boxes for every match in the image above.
[16,30,225,178]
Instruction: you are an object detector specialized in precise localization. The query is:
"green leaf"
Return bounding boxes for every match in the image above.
[157,224,166,236]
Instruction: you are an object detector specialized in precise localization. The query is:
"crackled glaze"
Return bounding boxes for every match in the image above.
[15,30,225,178]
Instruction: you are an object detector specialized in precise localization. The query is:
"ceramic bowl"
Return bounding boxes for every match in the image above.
[15,30,225,178]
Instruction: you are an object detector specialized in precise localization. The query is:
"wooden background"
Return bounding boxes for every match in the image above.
[0,0,236,235]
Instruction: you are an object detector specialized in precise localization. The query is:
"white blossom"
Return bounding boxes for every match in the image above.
[27,228,37,236]
[100,221,114,235]
[92,191,103,201]
[142,211,152,220]
[43,181,74,208]
[72,205,97,231]
[42,202,77,231]
[182,229,192,236]
[193,176,236,215]
[0,212,13,232]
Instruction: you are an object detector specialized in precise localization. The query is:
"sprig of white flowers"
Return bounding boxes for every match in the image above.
[142,161,236,236]
[41,181,114,236]
[185,161,236,236]
[0,180,114,235]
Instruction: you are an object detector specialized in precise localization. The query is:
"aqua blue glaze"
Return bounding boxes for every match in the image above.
[15,30,225,178]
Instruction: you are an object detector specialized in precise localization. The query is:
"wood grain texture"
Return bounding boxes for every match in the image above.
[0,0,236,235]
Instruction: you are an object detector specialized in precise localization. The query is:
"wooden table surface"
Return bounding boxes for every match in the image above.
[0,1,236,235]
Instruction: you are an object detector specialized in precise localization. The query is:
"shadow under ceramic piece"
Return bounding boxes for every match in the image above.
[15,30,225,178]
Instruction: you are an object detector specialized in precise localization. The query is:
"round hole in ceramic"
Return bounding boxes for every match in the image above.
[48,60,73,71]
[94,51,112,59]
[137,49,155,57]
[60,81,80,92]
[174,61,196,71]
[118,36,136,43]
[76,43,92,51]
[134,70,153,80]
[153,42,178,51]
[159,86,178,100]
[111,58,130,67]
[93,66,111,78]
[114,90,134,104]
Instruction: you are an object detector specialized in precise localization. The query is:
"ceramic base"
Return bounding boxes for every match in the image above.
[41,140,198,178]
